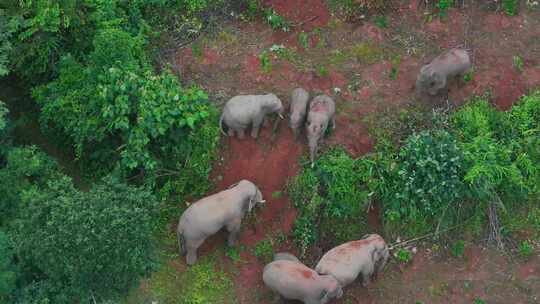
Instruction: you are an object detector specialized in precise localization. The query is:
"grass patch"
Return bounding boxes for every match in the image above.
[144,252,236,304]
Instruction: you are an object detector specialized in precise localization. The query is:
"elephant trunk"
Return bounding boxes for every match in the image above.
[177,227,186,256]
[308,136,318,166]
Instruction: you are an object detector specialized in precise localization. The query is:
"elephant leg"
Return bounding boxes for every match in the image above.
[227,128,235,137]
[237,128,246,139]
[185,238,204,265]
[331,116,336,130]
[251,115,264,139]
[293,128,299,140]
[226,219,242,247]
[362,265,374,287]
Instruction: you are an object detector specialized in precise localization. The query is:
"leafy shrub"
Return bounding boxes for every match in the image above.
[0,231,16,302]
[518,240,534,257]
[149,255,235,304]
[436,0,453,17]
[383,129,466,236]
[14,175,159,302]
[450,240,465,258]
[0,146,62,226]
[0,101,10,161]
[264,9,290,31]
[34,27,213,178]
[395,248,413,264]
[254,239,274,262]
[503,0,519,15]
[289,149,370,256]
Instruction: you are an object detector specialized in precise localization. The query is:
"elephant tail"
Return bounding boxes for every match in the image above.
[177,226,186,256]
[219,113,227,136]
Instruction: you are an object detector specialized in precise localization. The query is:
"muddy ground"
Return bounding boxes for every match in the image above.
[158,0,540,303]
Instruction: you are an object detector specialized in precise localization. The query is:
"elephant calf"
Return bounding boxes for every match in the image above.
[263,253,343,304]
[177,180,265,265]
[315,234,389,288]
[289,88,310,140]
[220,94,284,139]
[306,95,335,166]
[416,48,471,95]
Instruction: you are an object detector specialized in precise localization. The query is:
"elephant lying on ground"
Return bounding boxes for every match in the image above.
[315,234,389,288]
[220,94,284,139]
[306,95,335,166]
[263,253,343,304]
[177,180,265,265]
[416,48,471,95]
[289,88,310,140]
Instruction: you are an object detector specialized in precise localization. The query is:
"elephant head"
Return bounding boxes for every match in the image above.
[249,187,265,211]
[416,65,443,95]
[319,275,343,304]
[263,94,284,119]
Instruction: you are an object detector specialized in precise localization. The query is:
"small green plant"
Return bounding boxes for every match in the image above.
[317,65,329,77]
[450,240,465,258]
[396,248,413,264]
[192,42,203,59]
[271,191,283,199]
[243,0,263,20]
[298,32,310,49]
[436,0,453,18]
[513,55,524,72]
[473,298,486,304]
[254,239,274,262]
[374,15,388,28]
[463,70,474,82]
[259,51,272,73]
[264,9,290,32]
[390,55,401,80]
[518,240,534,257]
[226,246,242,263]
[503,0,518,15]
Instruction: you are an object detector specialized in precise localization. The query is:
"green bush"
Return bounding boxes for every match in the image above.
[0,146,62,226]
[148,254,235,304]
[14,175,159,302]
[33,26,213,177]
[289,149,370,256]
[383,129,466,236]
[0,231,17,302]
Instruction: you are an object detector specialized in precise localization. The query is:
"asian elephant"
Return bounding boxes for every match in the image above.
[220,94,284,139]
[263,254,343,304]
[289,88,310,140]
[315,234,389,288]
[306,95,335,166]
[416,48,471,95]
[177,180,265,265]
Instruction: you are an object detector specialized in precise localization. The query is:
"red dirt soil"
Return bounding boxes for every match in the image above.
[167,0,540,303]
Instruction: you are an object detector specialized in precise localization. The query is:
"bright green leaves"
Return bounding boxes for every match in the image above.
[34,26,211,174]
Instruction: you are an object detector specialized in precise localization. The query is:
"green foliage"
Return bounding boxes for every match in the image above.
[14,175,159,302]
[436,0,453,17]
[395,248,413,264]
[503,0,519,15]
[0,101,10,160]
[264,9,290,32]
[317,65,329,77]
[254,239,274,263]
[513,55,524,72]
[473,298,486,304]
[0,146,61,226]
[33,26,212,177]
[149,254,235,304]
[0,9,19,77]
[298,31,309,49]
[225,246,242,263]
[384,130,466,235]
[259,50,272,73]
[289,149,370,256]
[518,240,534,257]
[0,231,17,302]
[450,240,465,258]
[463,70,474,83]
[374,15,388,28]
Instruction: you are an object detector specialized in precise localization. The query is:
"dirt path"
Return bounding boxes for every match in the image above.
[169,0,540,303]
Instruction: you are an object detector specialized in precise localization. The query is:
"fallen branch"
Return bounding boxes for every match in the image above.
[291,15,319,28]
[388,223,463,250]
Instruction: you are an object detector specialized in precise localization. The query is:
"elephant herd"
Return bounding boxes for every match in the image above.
[176,48,471,303]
